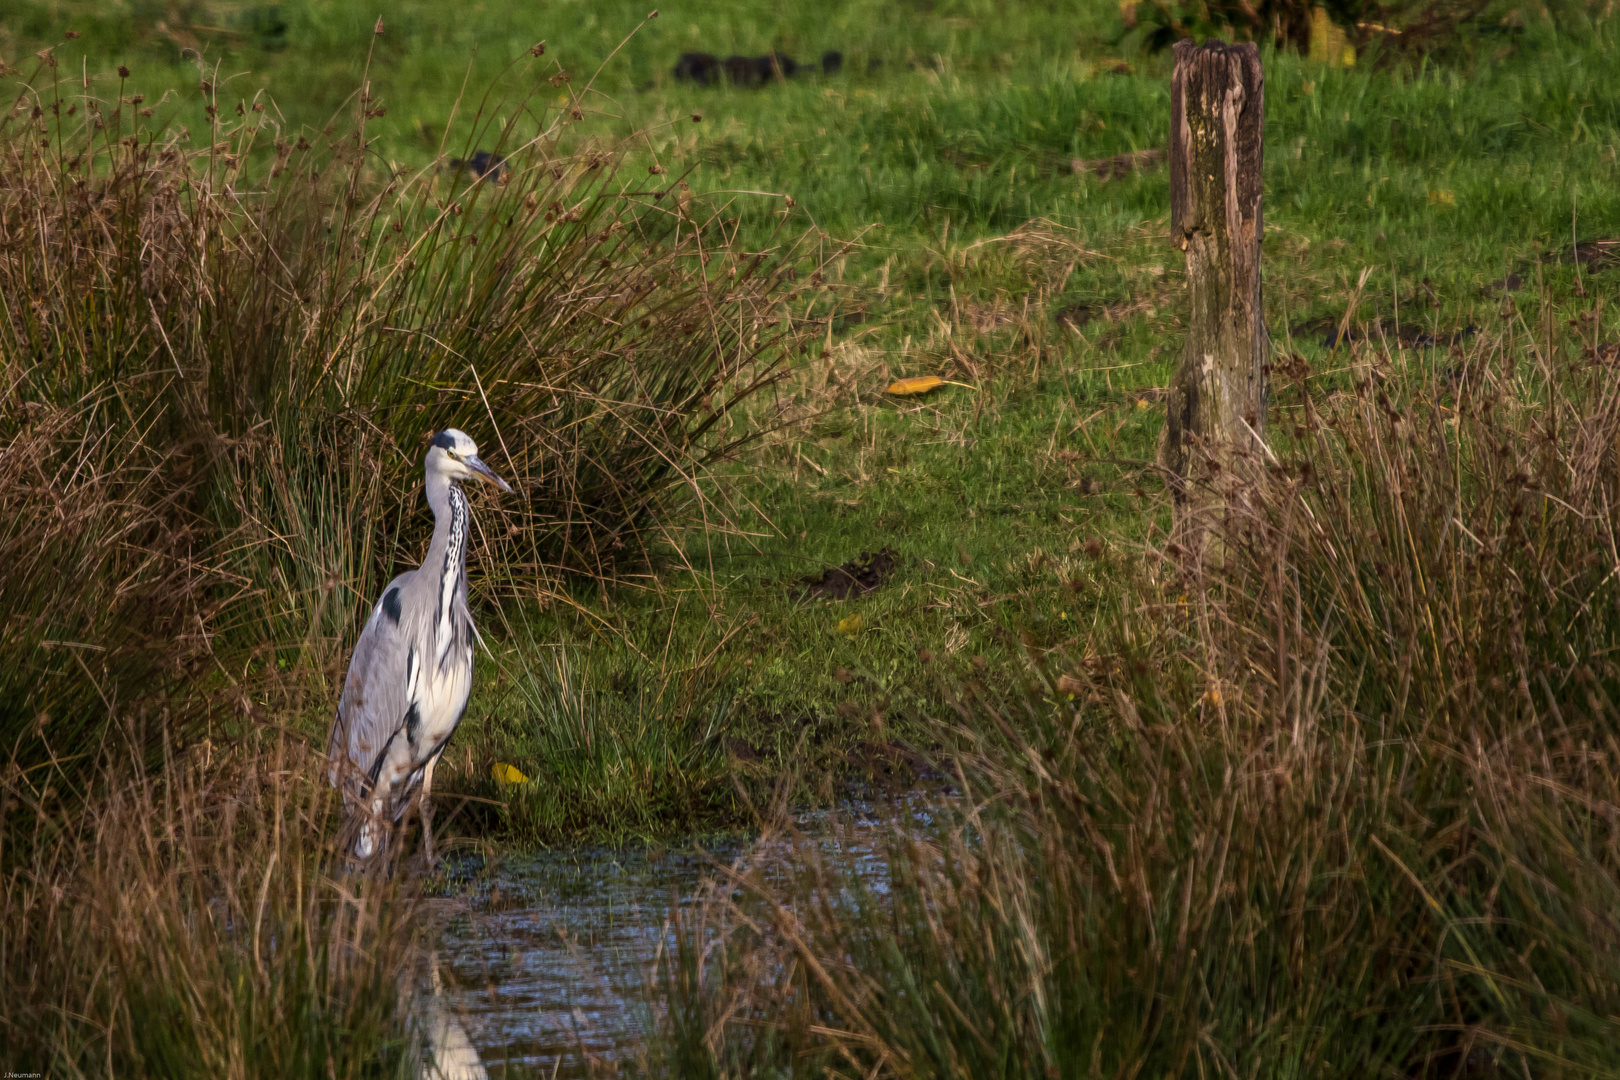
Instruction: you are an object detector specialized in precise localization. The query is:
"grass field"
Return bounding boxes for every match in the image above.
[431,3,1620,839]
[2,0,1613,841]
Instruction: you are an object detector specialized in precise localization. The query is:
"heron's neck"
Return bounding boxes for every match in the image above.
[424,472,470,583]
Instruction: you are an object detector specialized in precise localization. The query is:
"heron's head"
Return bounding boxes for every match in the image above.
[426,429,513,493]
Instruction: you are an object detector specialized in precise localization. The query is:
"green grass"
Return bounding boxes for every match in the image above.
[441,7,1620,840]
[2,0,1617,845]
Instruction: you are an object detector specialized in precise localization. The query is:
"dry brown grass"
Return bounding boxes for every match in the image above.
[1,733,428,1076]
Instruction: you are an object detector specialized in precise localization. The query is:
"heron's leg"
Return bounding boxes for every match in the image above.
[419,749,445,867]
[359,792,391,860]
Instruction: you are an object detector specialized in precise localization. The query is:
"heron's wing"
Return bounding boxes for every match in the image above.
[327,572,427,790]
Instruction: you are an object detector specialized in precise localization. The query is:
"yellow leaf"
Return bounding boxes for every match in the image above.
[1428,189,1456,207]
[491,762,528,786]
[837,613,865,637]
[886,375,945,395]
[885,376,979,396]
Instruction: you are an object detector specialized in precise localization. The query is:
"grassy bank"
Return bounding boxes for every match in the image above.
[445,10,1620,839]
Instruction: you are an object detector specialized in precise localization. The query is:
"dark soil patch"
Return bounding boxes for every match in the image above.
[673,49,843,87]
[797,548,899,600]
[1056,302,1103,330]
[845,739,933,785]
[1290,315,1478,350]
[446,151,505,180]
[1070,148,1166,181]
[1565,239,1620,270]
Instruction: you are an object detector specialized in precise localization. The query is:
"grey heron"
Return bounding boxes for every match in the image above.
[328,428,512,863]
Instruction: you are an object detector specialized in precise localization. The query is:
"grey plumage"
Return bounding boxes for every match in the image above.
[328,428,511,863]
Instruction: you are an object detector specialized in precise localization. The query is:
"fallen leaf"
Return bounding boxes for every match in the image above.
[1056,673,1085,694]
[491,762,529,786]
[837,613,865,637]
[886,375,978,396]
[887,375,945,395]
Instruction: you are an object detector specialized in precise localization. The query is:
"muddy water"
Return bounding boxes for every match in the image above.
[428,798,924,1077]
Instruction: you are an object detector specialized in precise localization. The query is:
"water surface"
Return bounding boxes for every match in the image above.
[429,796,927,1077]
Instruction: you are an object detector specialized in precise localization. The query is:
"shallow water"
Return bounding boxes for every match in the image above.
[428,797,927,1077]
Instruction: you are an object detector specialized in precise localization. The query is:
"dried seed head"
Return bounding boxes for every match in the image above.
[373,16,385,34]
[530,41,546,56]
[117,65,130,78]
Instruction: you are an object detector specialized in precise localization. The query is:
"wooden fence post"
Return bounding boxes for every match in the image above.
[1162,40,1268,554]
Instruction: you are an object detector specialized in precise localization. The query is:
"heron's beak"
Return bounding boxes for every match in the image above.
[466,455,513,493]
